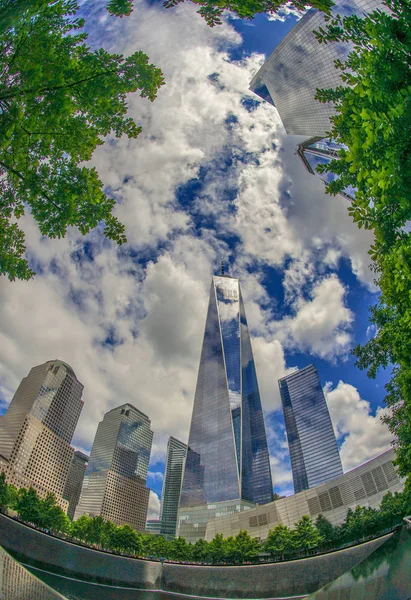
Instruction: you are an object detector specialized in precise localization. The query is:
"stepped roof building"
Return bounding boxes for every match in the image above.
[0,360,84,510]
[75,404,153,531]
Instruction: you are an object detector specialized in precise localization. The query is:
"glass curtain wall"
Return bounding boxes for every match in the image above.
[279,365,343,493]
[179,275,273,511]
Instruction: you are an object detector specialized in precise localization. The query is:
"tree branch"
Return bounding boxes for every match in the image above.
[0,160,61,212]
[0,159,25,180]
[0,68,119,102]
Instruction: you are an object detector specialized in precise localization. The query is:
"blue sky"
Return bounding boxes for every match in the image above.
[0,0,393,517]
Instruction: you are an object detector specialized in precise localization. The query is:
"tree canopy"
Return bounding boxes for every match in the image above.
[1,473,410,564]
[264,523,295,559]
[106,0,334,26]
[314,0,411,478]
[0,0,164,281]
[161,0,333,27]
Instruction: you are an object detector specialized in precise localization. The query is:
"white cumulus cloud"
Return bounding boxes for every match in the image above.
[147,490,161,519]
[274,275,353,360]
[325,381,393,471]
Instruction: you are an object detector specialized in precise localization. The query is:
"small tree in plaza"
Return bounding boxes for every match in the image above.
[264,524,295,560]
[223,531,261,564]
[168,536,192,561]
[378,491,408,530]
[294,516,322,556]
[142,533,169,558]
[70,514,114,548]
[37,493,70,533]
[14,487,41,525]
[315,514,338,550]
[70,514,91,543]
[234,530,261,564]
[108,524,142,554]
[343,506,382,543]
[209,532,227,564]
[192,538,210,563]
[0,472,11,511]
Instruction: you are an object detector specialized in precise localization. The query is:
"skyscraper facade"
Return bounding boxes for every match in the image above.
[0,360,84,508]
[249,0,385,137]
[63,450,89,520]
[160,436,187,539]
[74,404,153,531]
[296,137,354,200]
[279,365,343,493]
[178,275,273,541]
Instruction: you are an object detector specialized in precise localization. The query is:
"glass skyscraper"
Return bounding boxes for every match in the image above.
[75,404,153,530]
[249,0,385,137]
[178,274,273,541]
[279,365,343,493]
[296,137,355,200]
[63,450,89,520]
[160,436,187,539]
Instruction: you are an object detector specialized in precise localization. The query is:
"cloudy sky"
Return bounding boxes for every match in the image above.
[0,0,393,518]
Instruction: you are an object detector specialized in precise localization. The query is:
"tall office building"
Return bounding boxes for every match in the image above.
[160,436,187,539]
[296,137,354,200]
[249,0,385,137]
[0,360,84,508]
[63,450,89,520]
[145,519,162,535]
[178,273,273,541]
[279,364,343,493]
[74,404,153,531]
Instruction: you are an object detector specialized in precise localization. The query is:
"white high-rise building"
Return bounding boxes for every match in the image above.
[0,360,84,508]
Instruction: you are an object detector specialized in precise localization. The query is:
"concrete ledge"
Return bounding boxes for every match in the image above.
[0,513,392,598]
[0,514,161,589]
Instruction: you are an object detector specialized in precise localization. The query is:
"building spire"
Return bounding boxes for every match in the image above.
[221,259,225,276]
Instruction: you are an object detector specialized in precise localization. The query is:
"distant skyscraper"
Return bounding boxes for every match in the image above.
[296,137,354,200]
[0,360,84,508]
[145,519,162,535]
[178,273,273,541]
[160,436,187,539]
[74,404,153,531]
[279,365,343,493]
[63,450,89,520]
[249,0,385,137]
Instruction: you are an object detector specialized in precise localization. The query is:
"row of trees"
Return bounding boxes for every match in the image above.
[1,472,410,565]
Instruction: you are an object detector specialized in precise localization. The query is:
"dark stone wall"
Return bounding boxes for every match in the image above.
[0,513,391,598]
[0,514,161,589]
[161,538,388,598]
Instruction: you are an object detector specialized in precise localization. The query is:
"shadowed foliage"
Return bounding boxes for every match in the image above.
[315,0,411,478]
[0,0,164,281]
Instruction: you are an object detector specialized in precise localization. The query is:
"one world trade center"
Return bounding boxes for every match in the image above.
[178,271,273,541]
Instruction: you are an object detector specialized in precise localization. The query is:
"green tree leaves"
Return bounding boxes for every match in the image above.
[162,0,333,27]
[14,487,41,524]
[0,0,164,280]
[294,515,322,554]
[1,471,410,563]
[264,523,295,559]
[315,0,411,478]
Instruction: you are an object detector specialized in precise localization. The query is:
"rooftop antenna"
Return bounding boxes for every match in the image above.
[221,259,225,276]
